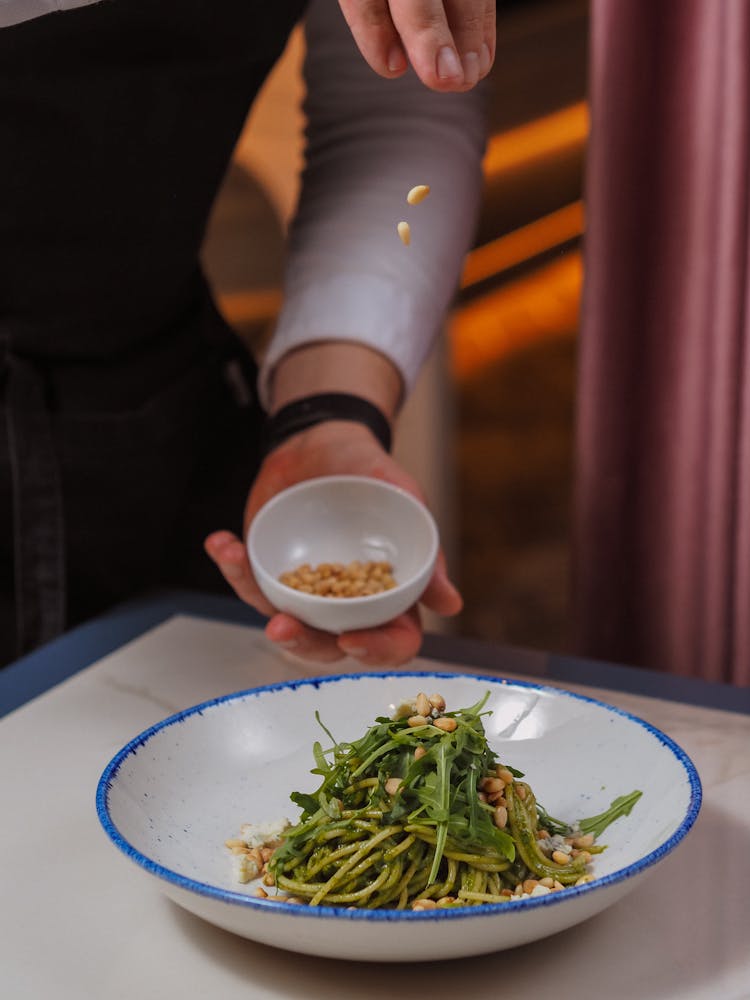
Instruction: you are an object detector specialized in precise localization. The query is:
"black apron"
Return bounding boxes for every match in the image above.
[0,0,306,665]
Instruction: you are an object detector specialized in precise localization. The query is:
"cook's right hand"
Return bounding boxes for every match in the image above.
[337,0,496,91]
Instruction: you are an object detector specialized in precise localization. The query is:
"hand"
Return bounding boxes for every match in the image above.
[337,0,496,91]
[204,421,462,666]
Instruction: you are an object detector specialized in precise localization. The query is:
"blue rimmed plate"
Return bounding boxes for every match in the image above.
[96,671,701,962]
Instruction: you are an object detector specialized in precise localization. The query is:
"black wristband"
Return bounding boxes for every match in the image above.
[261,392,392,458]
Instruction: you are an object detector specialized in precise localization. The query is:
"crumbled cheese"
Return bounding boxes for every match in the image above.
[392,701,416,721]
[232,853,260,884]
[239,819,290,848]
[542,834,572,856]
[529,884,552,897]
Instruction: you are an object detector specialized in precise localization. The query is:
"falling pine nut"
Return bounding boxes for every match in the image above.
[407,184,430,205]
[397,220,411,246]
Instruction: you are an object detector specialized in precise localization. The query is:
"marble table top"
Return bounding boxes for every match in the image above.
[1,599,748,999]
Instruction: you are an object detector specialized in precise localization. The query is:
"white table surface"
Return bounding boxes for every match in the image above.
[2,614,748,999]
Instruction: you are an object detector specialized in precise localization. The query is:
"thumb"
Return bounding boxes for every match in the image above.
[419,549,463,617]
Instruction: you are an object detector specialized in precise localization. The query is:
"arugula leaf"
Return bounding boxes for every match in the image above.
[578,790,643,839]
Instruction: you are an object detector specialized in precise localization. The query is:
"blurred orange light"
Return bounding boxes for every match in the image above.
[482,103,589,179]
[461,201,584,288]
[217,288,283,326]
[450,252,583,382]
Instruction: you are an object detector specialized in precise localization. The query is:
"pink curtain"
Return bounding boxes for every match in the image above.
[575,1,750,685]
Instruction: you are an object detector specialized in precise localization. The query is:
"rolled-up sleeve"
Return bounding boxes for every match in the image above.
[258,0,488,407]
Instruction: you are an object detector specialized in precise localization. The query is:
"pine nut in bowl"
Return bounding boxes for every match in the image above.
[247,475,439,633]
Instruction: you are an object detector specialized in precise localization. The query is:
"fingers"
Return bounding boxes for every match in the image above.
[337,1,495,91]
[419,549,463,616]
[266,609,423,667]
[337,0,409,79]
[449,0,495,82]
[388,0,495,90]
[337,608,424,666]
[203,530,275,616]
[266,614,350,664]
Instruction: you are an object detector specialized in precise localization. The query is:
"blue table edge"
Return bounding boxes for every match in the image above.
[1,588,748,718]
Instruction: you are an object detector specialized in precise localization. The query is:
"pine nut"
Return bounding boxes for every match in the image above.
[254,887,268,898]
[488,792,506,806]
[573,833,595,848]
[536,829,550,840]
[397,221,411,246]
[433,716,457,733]
[428,693,446,711]
[225,838,246,849]
[553,880,565,891]
[280,560,397,598]
[415,692,431,717]
[477,791,488,803]
[516,785,527,800]
[496,768,514,784]
[552,850,569,865]
[412,898,437,910]
[408,715,429,727]
[385,777,403,795]
[481,777,505,794]
[522,879,539,894]
[493,805,508,829]
[575,875,594,886]
[414,746,426,761]
[406,184,430,205]
[539,877,555,888]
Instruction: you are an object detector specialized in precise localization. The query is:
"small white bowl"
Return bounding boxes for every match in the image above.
[247,475,439,633]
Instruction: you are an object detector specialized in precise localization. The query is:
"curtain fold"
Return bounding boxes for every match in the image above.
[575,0,750,684]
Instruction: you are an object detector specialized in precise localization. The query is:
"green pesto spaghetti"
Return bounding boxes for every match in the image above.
[254,693,641,910]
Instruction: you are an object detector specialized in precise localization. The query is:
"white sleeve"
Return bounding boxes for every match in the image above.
[258,0,487,408]
[0,0,99,28]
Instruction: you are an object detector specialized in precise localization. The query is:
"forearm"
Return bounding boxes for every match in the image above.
[258,0,487,409]
[267,341,402,420]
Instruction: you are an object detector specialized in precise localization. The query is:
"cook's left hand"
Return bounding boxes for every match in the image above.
[337,0,496,91]
[204,420,462,667]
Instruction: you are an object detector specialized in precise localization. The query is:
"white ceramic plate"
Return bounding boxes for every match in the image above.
[96,672,701,962]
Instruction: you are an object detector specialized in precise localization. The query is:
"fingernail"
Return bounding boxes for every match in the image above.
[462,51,480,87]
[387,43,407,73]
[341,646,367,658]
[437,45,462,81]
[479,42,491,77]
